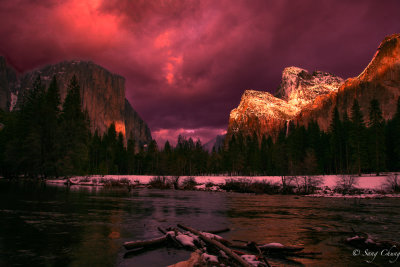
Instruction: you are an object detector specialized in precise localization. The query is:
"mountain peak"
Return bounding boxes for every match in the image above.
[357,33,400,82]
[228,67,344,139]
[275,67,344,107]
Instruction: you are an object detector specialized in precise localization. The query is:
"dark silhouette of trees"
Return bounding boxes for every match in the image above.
[1,83,399,178]
[368,99,385,175]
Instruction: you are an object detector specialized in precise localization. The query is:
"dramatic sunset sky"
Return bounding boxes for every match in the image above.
[1,0,399,145]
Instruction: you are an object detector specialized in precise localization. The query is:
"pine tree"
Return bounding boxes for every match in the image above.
[273,128,288,175]
[330,106,343,174]
[386,97,400,171]
[126,138,136,174]
[89,130,101,173]
[342,112,351,173]
[103,123,117,174]
[59,75,90,175]
[307,120,324,173]
[42,76,61,177]
[368,99,385,175]
[115,132,127,174]
[146,140,159,174]
[20,75,46,177]
[159,140,172,175]
[350,99,367,175]
[0,110,19,178]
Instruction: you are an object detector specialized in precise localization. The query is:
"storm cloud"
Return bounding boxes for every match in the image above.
[1,0,399,145]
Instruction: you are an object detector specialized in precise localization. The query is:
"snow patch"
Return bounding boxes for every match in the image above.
[241,255,261,266]
[200,232,224,241]
[201,253,219,263]
[259,242,284,249]
[176,234,196,247]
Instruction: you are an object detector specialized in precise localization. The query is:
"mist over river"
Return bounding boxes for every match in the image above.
[1,180,399,266]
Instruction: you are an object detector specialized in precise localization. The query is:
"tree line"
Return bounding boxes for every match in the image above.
[0,75,399,178]
[221,97,400,176]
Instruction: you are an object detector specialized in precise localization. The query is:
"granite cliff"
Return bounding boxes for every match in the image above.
[297,33,400,130]
[0,58,152,145]
[227,67,344,139]
[227,33,400,140]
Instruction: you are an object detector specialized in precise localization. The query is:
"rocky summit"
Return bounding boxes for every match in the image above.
[227,33,400,140]
[297,33,400,131]
[227,67,344,139]
[0,58,152,146]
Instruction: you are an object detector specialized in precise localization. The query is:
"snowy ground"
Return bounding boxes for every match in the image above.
[45,173,400,198]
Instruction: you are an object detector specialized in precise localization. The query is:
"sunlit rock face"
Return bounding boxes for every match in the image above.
[227,67,344,140]
[228,33,400,140]
[4,59,152,145]
[297,33,400,130]
[276,66,344,108]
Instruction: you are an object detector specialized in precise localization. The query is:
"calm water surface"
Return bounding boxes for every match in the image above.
[0,180,399,266]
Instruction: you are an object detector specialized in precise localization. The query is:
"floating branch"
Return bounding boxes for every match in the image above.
[178,223,253,267]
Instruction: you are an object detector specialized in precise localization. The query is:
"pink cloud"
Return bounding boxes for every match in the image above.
[152,127,227,147]
[1,0,399,143]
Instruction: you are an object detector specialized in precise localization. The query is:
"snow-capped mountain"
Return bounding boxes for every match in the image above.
[297,33,400,131]
[228,68,344,139]
[276,67,344,108]
[227,33,400,140]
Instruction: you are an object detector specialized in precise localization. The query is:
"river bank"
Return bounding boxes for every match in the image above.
[45,173,400,198]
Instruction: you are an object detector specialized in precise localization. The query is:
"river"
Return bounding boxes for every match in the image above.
[0,180,399,266]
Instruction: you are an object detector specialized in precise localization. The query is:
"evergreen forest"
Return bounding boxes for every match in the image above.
[1,76,400,178]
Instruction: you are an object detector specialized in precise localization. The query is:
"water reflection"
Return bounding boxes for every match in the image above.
[0,181,399,266]
[224,194,400,266]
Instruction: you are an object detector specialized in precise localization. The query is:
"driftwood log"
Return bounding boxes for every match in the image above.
[205,227,231,234]
[123,235,167,250]
[123,224,319,266]
[178,223,252,267]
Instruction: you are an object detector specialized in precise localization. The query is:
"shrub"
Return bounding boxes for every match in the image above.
[280,176,296,194]
[205,182,215,188]
[220,178,280,194]
[168,176,180,189]
[335,175,359,194]
[149,176,171,189]
[119,178,130,185]
[248,180,280,194]
[220,178,250,193]
[181,176,197,190]
[80,176,91,182]
[384,174,400,193]
[293,176,323,194]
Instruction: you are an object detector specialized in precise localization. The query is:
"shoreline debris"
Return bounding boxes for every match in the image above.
[123,224,320,266]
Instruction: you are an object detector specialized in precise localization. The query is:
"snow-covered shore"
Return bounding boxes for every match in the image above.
[45,173,400,198]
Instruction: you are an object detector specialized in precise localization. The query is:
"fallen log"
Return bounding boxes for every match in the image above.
[123,235,167,250]
[178,224,252,267]
[204,227,230,234]
[157,227,167,235]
